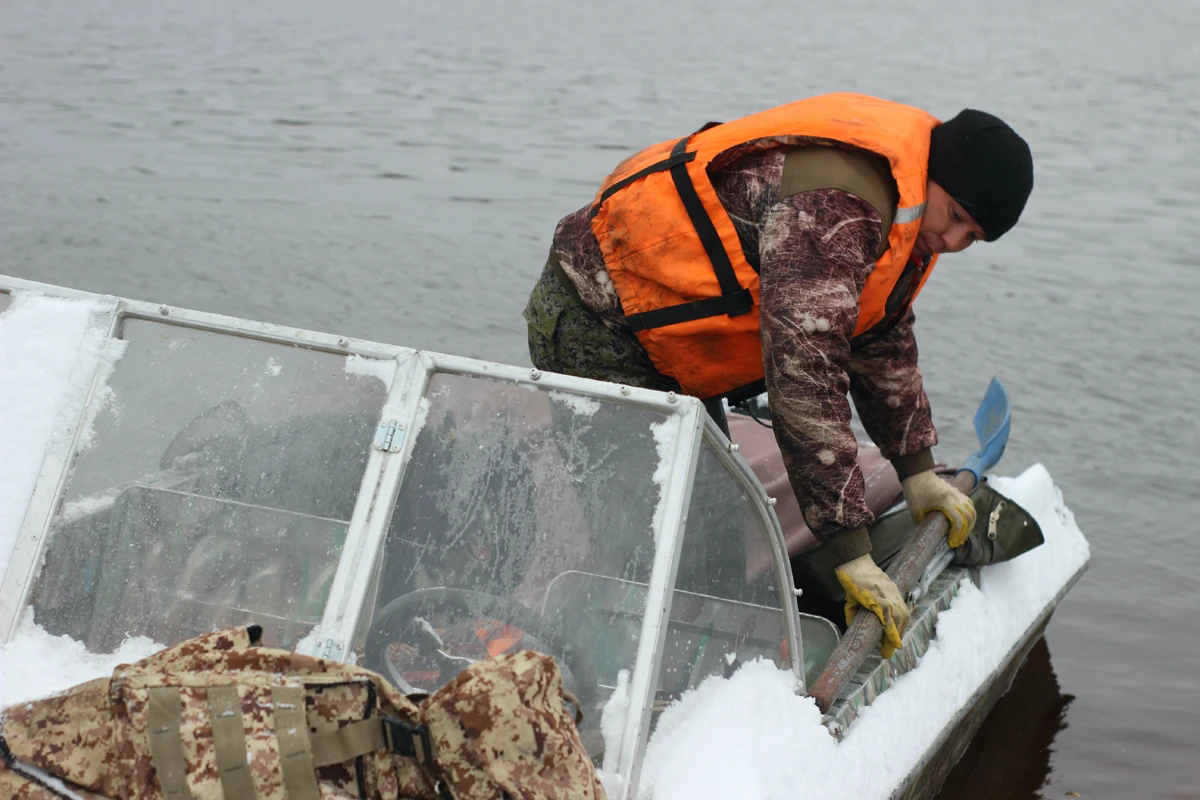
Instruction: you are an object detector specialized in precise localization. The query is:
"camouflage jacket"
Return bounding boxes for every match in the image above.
[553,146,938,558]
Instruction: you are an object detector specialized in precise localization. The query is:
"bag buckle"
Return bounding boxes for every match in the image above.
[381,717,433,765]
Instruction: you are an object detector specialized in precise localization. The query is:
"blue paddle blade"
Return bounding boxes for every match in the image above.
[958,378,1011,482]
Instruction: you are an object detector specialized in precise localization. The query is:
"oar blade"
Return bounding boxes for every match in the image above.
[960,378,1011,481]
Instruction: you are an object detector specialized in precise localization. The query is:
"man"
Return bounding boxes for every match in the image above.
[524,93,1033,657]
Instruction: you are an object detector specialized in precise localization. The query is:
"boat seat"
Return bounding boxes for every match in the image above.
[729,414,904,572]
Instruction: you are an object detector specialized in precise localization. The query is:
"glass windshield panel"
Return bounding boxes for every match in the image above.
[355,372,675,759]
[655,440,790,706]
[29,318,391,651]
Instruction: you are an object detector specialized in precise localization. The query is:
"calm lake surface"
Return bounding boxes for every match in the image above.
[3,0,1198,796]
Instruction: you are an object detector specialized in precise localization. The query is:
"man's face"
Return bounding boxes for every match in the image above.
[913,181,987,259]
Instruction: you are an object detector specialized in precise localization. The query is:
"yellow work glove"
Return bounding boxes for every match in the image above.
[900,469,978,549]
[835,554,909,659]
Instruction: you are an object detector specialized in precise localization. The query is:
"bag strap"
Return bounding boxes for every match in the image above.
[310,717,434,768]
[271,686,321,800]
[206,686,256,800]
[147,687,194,800]
[309,690,581,768]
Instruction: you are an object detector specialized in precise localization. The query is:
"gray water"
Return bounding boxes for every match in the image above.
[3,0,1199,796]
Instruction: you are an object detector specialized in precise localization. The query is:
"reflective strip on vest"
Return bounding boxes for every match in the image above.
[895,203,926,224]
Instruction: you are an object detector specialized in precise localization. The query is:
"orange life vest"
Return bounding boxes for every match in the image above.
[589,92,941,400]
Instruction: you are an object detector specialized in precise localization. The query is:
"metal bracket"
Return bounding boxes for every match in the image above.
[372,419,406,453]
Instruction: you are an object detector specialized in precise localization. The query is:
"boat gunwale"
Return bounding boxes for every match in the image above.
[891,557,1088,796]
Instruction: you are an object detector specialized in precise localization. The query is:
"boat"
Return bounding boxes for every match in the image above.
[0,274,1090,799]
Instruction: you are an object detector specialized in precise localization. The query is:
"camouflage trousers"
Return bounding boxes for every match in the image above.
[523,251,734,435]
[523,251,680,394]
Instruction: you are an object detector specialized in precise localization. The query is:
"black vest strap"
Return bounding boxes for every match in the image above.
[593,135,754,331]
[590,146,696,216]
[625,294,744,332]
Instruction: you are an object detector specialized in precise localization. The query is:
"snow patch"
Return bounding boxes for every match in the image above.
[344,353,397,387]
[597,669,632,798]
[0,293,118,586]
[642,660,828,800]
[73,336,129,454]
[59,494,115,522]
[0,611,162,708]
[549,390,602,418]
[637,463,1089,800]
[649,414,684,548]
[407,396,432,445]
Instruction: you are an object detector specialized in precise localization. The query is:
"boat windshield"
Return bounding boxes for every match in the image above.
[27,317,391,652]
[353,372,668,679]
[352,372,795,755]
[18,311,801,766]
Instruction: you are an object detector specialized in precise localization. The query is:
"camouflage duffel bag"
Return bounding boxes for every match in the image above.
[0,625,606,800]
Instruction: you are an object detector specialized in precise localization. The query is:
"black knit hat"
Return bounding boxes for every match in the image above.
[928,110,1033,241]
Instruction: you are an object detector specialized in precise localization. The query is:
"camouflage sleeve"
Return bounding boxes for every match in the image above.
[759,188,883,558]
[848,308,939,473]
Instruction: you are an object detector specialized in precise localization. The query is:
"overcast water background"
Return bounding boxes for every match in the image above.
[3,0,1198,797]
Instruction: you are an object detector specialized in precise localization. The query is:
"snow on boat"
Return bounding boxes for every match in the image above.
[0,276,1089,799]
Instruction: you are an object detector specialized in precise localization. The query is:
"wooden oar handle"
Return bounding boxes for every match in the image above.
[807,471,978,714]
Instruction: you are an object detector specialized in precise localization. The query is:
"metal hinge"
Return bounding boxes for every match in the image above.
[373,419,406,453]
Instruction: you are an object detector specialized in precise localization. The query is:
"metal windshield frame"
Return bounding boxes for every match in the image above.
[0,274,803,800]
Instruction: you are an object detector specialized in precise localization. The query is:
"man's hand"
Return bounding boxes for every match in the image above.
[901,469,977,548]
[835,554,909,658]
